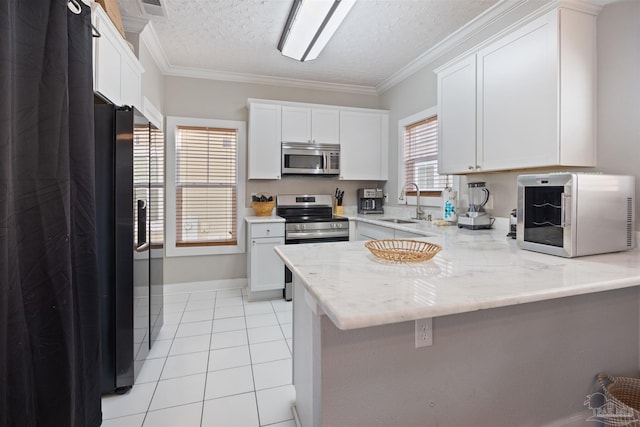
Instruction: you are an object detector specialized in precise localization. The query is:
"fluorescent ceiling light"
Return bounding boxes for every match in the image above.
[278,0,356,62]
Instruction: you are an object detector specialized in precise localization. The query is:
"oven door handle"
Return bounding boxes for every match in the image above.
[561,193,571,228]
[287,230,349,240]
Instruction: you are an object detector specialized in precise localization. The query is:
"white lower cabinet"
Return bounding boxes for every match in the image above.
[247,222,285,295]
[394,229,424,239]
[355,222,395,241]
[356,221,425,241]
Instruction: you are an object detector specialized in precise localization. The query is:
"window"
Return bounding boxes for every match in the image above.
[149,126,164,247]
[398,107,452,200]
[133,124,149,248]
[133,124,164,248]
[165,117,246,257]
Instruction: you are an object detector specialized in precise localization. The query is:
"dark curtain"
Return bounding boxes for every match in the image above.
[0,1,101,426]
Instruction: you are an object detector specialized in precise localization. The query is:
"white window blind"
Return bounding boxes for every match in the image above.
[133,125,165,247]
[150,126,164,246]
[133,124,150,248]
[175,125,237,247]
[403,116,452,192]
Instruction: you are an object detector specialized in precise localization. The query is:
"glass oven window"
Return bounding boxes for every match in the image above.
[524,186,564,247]
[284,154,322,170]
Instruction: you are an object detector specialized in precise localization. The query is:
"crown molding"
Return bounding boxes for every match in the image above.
[162,66,379,96]
[139,22,171,74]
[139,21,377,96]
[377,0,603,94]
[121,15,149,33]
[376,0,528,93]
[138,0,602,97]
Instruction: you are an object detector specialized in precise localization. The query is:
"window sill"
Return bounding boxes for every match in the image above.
[165,243,245,257]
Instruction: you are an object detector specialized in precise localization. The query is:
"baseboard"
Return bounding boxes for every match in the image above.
[163,278,247,295]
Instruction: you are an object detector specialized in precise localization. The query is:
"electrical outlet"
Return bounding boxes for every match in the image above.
[415,318,432,348]
[384,193,389,203]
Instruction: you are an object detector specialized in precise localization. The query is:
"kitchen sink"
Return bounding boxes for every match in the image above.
[379,218,418,224]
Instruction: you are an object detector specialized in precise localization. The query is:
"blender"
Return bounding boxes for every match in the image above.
[458,182,493,230]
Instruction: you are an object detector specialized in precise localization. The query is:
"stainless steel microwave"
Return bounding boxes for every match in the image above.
[517,173,635,257]
[281,142,340,176]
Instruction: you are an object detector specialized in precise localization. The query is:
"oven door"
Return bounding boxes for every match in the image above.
[281,143,339,175]
[517,174,574,257]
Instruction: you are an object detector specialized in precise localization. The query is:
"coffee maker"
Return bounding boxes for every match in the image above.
[357,188,384,214]
[457,182,494,229]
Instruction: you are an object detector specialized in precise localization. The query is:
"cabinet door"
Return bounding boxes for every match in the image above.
[311,108,339,144]
[248,103,282,179]
[339,111,385,180]
[120,55,141,109]
[249,237,285,292]
[477,12,558,171]
[394,230,423,239]
[93,11,122,105]
[437,55,477,174]
[356,222,394,241]
[282,106,312,143]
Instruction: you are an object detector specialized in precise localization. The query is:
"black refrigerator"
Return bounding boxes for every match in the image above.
[94,102,164,394]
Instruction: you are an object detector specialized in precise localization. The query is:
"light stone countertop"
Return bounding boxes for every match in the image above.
[245,215,285,224]
[344,213,460,237]
[275,221,640,330]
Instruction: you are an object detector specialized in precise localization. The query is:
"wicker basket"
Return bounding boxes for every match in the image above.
[251,194,275,217]
[364,239,441,263]
[596,374,640,425]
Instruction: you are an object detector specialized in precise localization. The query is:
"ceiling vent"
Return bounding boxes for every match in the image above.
[141,0,166,18]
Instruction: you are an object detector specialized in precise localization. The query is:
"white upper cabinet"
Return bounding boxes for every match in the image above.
[437,55,477,174]
[281,106,339,144]
[248,103,282,180]
[248,100,388,180]
[311,108,340,144]
[437,6,597,174]
[281,106,311,143]
[339,110,389,181]
[477,11,559,171]
[92,4,143,109]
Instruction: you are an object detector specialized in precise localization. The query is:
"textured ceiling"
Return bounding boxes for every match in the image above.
[119,0,502,87]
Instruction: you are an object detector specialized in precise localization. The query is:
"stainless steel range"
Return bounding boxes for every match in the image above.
[276,194,349,300]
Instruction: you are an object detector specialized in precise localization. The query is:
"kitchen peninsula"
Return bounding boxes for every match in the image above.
[275,223,640,426]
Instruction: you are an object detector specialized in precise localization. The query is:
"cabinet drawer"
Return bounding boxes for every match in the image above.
[250,223,284,239]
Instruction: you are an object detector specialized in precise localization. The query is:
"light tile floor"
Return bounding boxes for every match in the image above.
[102,288,296,427]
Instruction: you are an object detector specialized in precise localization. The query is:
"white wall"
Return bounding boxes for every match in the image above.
[379,1,640,227]
[162,77,381,284]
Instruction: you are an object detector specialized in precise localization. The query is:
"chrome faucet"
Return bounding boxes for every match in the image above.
[400,182,425,220]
